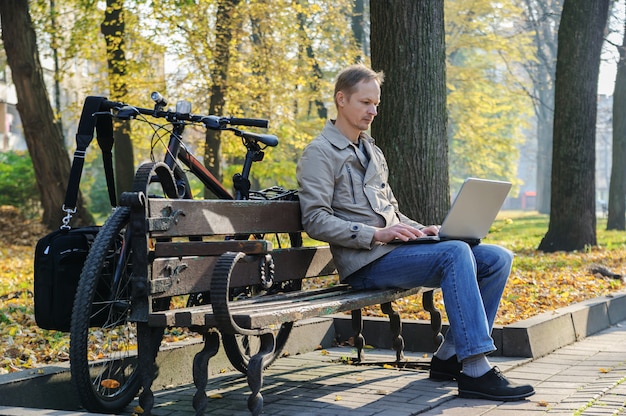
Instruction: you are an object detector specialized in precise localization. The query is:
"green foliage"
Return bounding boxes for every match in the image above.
[24,0,537,211]
[445,0,534,194]
[0,152,40,217]
[143,0,359,182]
[28,0,360,202]
[83,156,114,222]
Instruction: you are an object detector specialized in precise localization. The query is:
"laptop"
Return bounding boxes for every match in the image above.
[392,177,512,245]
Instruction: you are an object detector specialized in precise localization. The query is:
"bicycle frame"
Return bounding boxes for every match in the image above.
[107,101,271,301]
[177,146,233,199]
[163,119,265,201]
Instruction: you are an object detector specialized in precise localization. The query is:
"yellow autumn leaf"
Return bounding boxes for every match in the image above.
[101,379,121,389]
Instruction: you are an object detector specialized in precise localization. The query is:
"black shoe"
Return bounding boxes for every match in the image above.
[429,355,462,380]
[457,367,535,401]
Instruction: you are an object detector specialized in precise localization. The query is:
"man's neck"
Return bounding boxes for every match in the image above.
[333,118,361,144]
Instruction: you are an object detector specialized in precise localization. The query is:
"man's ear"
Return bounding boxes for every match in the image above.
[336,91,345,107]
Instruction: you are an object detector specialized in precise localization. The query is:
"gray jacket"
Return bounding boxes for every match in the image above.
[296,120,423,280]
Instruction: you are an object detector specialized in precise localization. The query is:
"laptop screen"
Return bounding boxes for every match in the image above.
[438,178,511,240]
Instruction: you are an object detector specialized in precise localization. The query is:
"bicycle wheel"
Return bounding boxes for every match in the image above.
[69,206,138,413]
[220,231,303,374]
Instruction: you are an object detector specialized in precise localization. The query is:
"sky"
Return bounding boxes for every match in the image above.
[599,63,616,95]
[598,2,625,96]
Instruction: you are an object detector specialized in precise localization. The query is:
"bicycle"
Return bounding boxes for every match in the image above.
[69,93,301,413]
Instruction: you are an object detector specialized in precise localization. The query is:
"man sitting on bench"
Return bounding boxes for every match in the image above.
[296,63,534,402]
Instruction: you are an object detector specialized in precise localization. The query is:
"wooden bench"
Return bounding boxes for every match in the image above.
[123,192,443,416]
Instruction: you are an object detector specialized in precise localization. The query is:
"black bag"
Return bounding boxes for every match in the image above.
[34,227,100,331]
[33,96,117,332]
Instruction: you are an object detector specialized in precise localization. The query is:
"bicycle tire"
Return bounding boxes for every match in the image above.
[221,231,303,374]
[69,207,139,413]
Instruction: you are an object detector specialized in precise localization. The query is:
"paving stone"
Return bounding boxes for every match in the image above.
[4,319,626,416]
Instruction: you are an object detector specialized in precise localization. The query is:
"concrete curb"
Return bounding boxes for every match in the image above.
[333,290,626,359]
[2,291,626,411]
[501,289,626,357]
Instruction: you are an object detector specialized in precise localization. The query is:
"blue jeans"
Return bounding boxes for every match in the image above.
[344,241,513,361]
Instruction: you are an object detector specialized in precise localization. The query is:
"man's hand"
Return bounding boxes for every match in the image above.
[373,223,440,243]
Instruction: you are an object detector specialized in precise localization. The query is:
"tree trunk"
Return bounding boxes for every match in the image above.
[0,0,92,229]
[534,40,557,215]
[538,0,609,252]
[50,0,63,135]
[102,0,134,197]
[352,0,366,63]
[296,2,326,119]
[607,13,626,230]
[536,98,553,214]
[522,0,561,214]
[204,0,240,198]
[370,0,449,224]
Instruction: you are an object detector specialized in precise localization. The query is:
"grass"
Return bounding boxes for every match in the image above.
[356,210,626,325]
[490,210,626,251]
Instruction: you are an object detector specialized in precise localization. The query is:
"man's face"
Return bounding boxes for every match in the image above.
[337,79,381,133]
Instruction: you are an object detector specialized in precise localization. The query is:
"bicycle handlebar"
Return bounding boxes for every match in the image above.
[98,98,270,130]
[229,117,269,128]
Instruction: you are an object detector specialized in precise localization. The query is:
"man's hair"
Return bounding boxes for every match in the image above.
[334,64,385,107]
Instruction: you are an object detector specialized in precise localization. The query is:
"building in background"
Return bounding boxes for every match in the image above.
[0,65,25,151]
[596,93,612,213]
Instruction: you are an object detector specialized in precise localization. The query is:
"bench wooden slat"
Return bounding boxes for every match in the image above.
[231,287,424,328]
[148,286,425,329]
[148,199,302,238]
[148,246,336,298]
[154,240,273,257]
[148,286,349,327]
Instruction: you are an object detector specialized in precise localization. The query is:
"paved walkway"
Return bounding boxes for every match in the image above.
[1,321,626,415]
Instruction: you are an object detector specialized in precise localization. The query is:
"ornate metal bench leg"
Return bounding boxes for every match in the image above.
[422,290,444,348]
[381,301,405,362]
[192,329,220,416]
[247,333,275,416]
[351,309,365,362]
[137,322,164,416]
